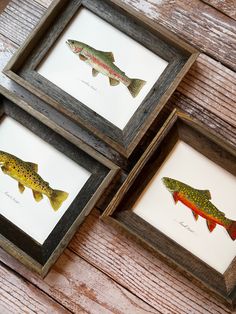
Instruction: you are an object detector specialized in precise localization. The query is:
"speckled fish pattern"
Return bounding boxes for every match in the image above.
[162,177,236,240]
[0,150,68,211]
[66,40,146,98]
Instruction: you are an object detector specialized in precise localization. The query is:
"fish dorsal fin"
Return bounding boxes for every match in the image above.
[99,51,115,62]
[197,189,211,199]
[26,162,38,172]
[206,220,216,232]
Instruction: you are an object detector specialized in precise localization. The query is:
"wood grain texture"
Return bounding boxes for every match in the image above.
[0,98,117,276]
[201,0,236,20]
[0,0,235,68]
[0,0,236,313]
[68,209,231,314]
[4,0,198,158]
[0,0,11,14]
[0,247,158,314]
[0,0,47,46]
[177,53,236,128]
[0,262,69,314]
[102,110,236,303]
[118,0,236,71]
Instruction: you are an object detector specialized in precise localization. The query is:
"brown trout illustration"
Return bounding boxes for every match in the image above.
[66,40,146,98]
[0,150,68,211]
[162,177,236,240]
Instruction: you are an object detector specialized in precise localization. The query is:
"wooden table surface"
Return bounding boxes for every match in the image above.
[0,0,235,313]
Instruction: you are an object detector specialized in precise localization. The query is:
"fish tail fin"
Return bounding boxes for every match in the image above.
[227,220,236,241]
[49,189,69,211]
[128,78,146,98]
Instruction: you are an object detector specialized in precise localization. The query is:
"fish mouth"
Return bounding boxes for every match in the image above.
[162,177,169,184]
[162,177,175,191]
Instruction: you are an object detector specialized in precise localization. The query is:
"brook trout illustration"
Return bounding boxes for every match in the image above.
[0,150,68,211]
[66,40,146,98]
[162,177,236,240]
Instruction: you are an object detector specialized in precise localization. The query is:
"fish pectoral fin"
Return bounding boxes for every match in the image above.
[26,162,38,172]
[1,165,7,174]
[92,68,99,77]
[173,192,179,204]
[198,189,211,199]
[109,78,120,86]
[18,182,25,194]
[1,163,10,174]
[192,211,199,221]
[32,190,43,202]
[79,54,87,61]
[99,51,115,63]
[206,220,216,232]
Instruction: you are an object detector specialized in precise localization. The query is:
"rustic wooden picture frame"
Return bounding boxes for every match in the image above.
[102,109,236,308]
[0,94,119,277]
[3,0,199,159]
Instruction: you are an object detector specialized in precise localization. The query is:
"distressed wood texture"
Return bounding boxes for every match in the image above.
[0,262,69,314]
[0,0,235,71]
[3,0,198,159]
[201,0,236,20]
[71,210,231,314]
[0,0,236,313]
[0,0,11,14]
[0,209,232,314]
[176,53,236,129]
[0,247,157,314]
[118,0,236,71]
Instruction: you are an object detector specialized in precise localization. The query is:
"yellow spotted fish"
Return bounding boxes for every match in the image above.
[0,150,68,211]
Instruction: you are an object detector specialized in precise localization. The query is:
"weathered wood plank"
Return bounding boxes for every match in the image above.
[168,91,236,148]
[0,262,70,314]
[0,2,235,143]
[0,248,157,314]
[68,210,231,314]
[0,0,47,45]
[177,53,236,127]
[0,0,11,13]
[201,0,236,20]
[119,0,236,71]
[0,1,235,313]
[1,0,236,71]
[34,0,52,7]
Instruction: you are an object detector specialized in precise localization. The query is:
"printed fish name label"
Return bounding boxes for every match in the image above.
[179,221,195,233]
[4,191,20,204]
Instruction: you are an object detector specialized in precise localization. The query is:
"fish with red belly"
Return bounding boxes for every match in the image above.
[162,177,236,240]
[66,40,146,98]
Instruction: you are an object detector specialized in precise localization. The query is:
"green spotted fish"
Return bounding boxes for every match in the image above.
[66,40,146,98]
[162,177,236,240]
[0,150,68,211]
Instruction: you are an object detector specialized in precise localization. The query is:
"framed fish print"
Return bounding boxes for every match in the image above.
[0,92,119,277]
[102,110,236,308]
[3,0,199,163]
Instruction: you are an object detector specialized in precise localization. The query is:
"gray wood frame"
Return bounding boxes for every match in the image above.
[0,93,119,277]
[3,0,199,159]
[102,109,236,309]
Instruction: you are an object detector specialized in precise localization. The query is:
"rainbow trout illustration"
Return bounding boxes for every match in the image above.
[66,40,146,98]
[162,177,236,240]
[0,150,68,211]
